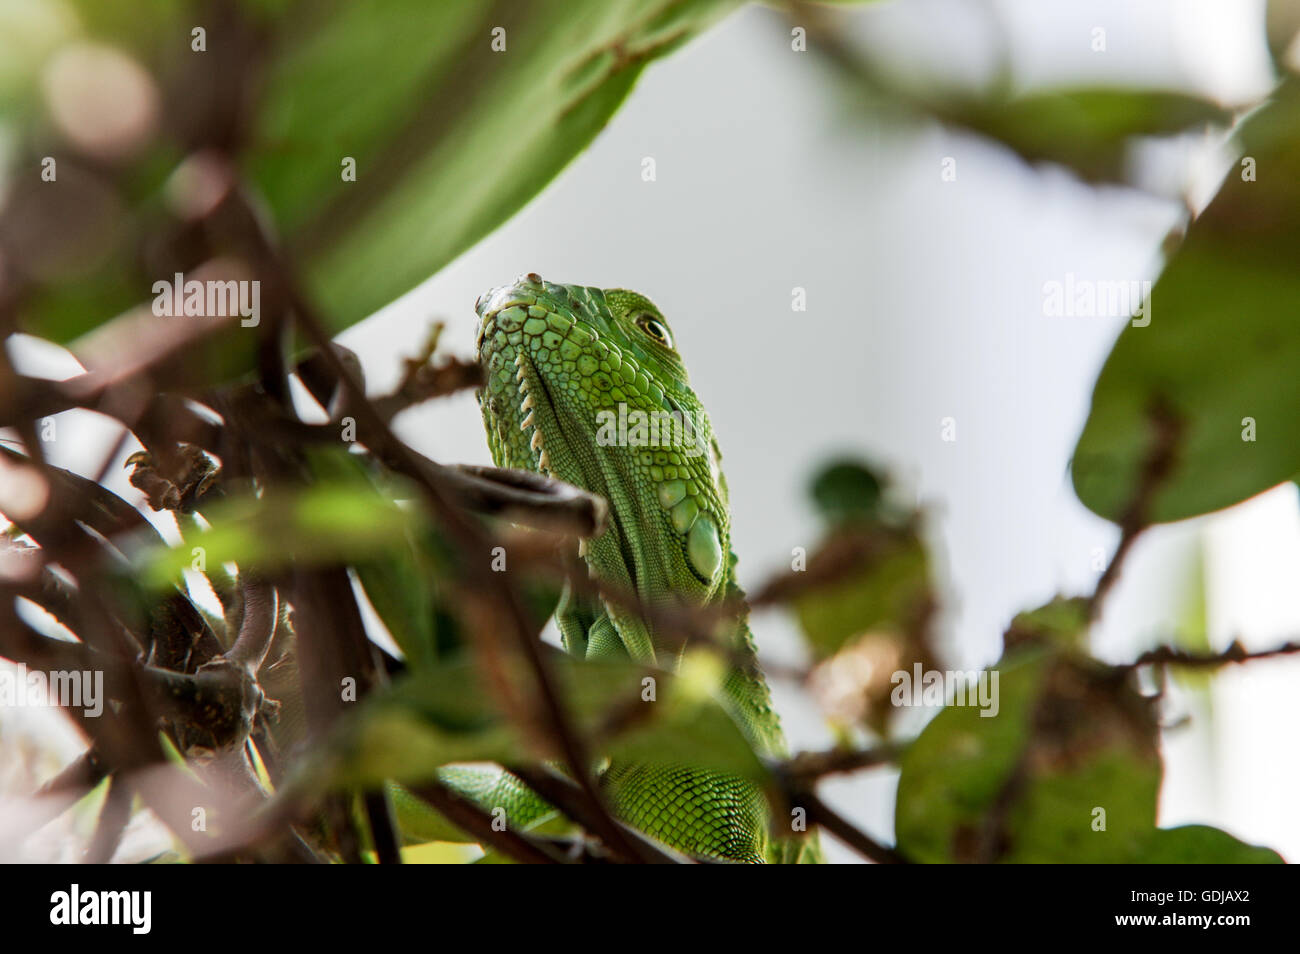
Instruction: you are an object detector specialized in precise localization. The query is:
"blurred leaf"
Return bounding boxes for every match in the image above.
[263,0,741,332]
[809,457,883,524]
[353,542,438,669]
[397,841,482,864]
[135,480,417,587]
[4,0,741,374]
[1003,596,1088,653]
[607,650,764,777]
[305,448,442,668]
[0,0,80,120]
[895,652,1049,862]
[1143,825,1283,863]
[1267,0,1300,69]
[1073,77,1300,523]
[310,653,765,791]
[387,780,481,846]
[952,88,1232,184]
[818,14,1233,186]
[895,646,1282,862]
[793,527,930,658]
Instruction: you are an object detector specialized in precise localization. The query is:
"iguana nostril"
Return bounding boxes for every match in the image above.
[525,272,543,285]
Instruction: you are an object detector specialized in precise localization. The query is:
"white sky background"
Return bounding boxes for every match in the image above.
[6,0,1298,863]
[333,0,1298,862]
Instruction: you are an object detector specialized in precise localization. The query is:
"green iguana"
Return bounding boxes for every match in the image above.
[464,274,820,864]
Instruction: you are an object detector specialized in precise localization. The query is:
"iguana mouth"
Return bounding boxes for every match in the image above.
[509,350,563,479]
[476,282,639,575]
[475,278,613,512]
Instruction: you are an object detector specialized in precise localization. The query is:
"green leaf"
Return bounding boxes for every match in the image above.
[793,528,930,658]
[1142,825,1283,864]
[952,88,1232,184]
[353,543,438,669]
[134,481,417,587]
[826,23,1232,186]
[602,650,764,778]
[1072,77,1300,523]
[895,646,1283,862]
[265,0,740,333]
[398,841,482,864]
[1004,596,1089,652]
[309,653,765,792]
[809,458,883,524]
[1267,0,1300,69]
[894,652,1050,862]
[8,0,741,369]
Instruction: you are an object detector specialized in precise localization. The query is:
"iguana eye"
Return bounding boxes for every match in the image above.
[635,314,673,349]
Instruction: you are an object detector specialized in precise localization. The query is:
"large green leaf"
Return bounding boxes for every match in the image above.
[895,647,1282,862]
[5,0,740,355]
[269,0,740,331]
[1072,78,1300,523]
[894,653,1049,862]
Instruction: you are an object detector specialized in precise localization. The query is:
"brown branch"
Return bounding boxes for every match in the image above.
[1088,401,1183,621]
[780,744,903,786]
[795,786,910,864]
[1126,638,1300,670]
[748,524,916,608]
[85,774,132,864]
[0,603,259,747]
[363,790,402,865]
[293,344,607,537]
[0,308,240,431]
[407,779,568,865]
[437,463,608,538]
[368,323,483,420]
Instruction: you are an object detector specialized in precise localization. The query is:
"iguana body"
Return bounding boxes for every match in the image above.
[469,274,817,863]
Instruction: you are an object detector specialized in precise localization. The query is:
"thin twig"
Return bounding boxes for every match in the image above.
[1126,638,1300,670]
[1088,402,1183,621]
[364,790,402,864]
[780,744,904,786]
[795,787,910,864]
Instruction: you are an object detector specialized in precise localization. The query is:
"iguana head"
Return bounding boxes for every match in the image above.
[475,274,729,600]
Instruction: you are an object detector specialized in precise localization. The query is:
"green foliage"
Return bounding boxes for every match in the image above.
[953,88,1231,184]
[6,0,741,354]
[795,461,932,661]
[895,643,1282,863]
[135,478,418,587]
[1073,78,1300,523]
[308,652,766,792]
[809,457,884,523]
[794,533,929,659]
